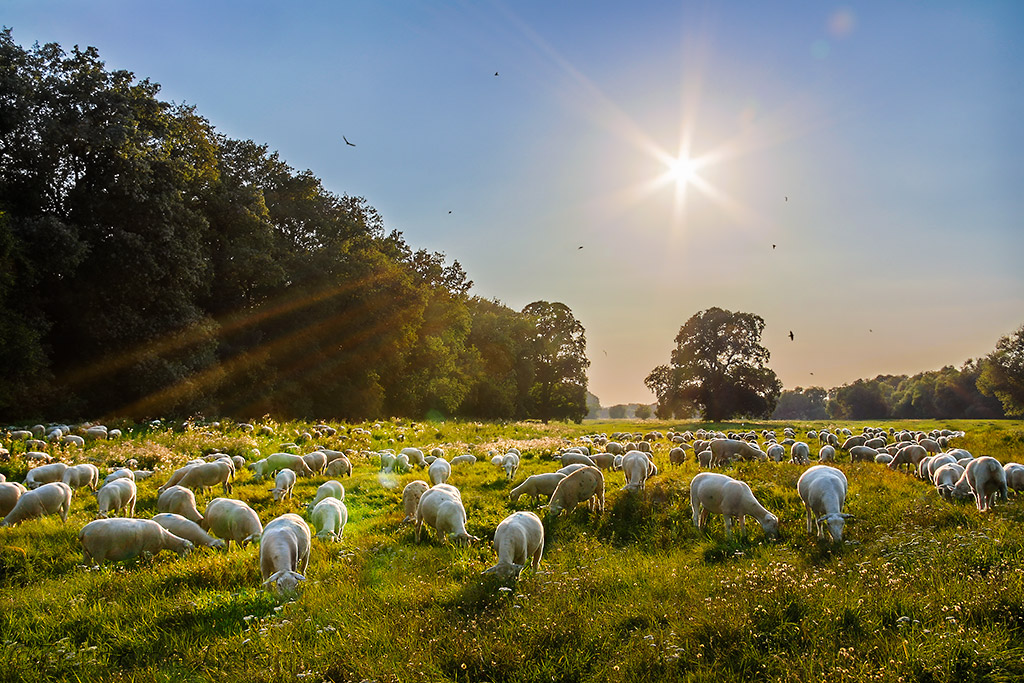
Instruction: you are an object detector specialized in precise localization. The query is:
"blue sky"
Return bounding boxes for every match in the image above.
[6,0,1023,405]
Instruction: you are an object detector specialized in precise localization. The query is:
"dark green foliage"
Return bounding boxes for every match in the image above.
[646,307,782,421]
[979,323,1024,417]
[0,32,589,422]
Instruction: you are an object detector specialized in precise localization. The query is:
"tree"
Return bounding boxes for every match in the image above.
[522,301,590,423]
[634,404,652,420]
[608,404,627,419]
[978,324,1024,417]
[828,379,890,419]
[645,307,781,422]
[772,387,828,420]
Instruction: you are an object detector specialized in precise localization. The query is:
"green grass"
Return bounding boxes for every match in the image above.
[2,418,1024,682]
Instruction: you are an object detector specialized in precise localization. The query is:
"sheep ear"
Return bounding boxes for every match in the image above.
[482,566,497,575]
[840,513,854,520]
[263,570,284,587]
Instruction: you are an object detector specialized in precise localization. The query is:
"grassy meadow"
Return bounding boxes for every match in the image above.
[2,418,1024,682]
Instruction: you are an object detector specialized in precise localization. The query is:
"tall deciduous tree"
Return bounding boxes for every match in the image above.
[645,307,781,422]
[522,301,590,423]
[978,324,1024,417]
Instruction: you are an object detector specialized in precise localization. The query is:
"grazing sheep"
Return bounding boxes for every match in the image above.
[0,482,26,517]
[874,453,894,465]
[849,445,879,463]
[710,439,766,465]
[157,485,204,523]
[201,498,263,550]
[888,444,928,473]
[308,480,346,514]
[689,472,779,539]
[560,451,596,468]
[1005,462,1024,495]
[510,473,566,505]
[231,455,247,471]
[151,513,226,550]
[401,448,427,468]
[797,465,851,543]
[791,442,811,465]
[177,461,234,496]
[415,485,478,546]
[697,449,714,468]
[96,478,137,518]
[260,513,312,595]
[667,447,687,467]
[103,468,135,487]
[79,518,193,565]
[401,480,431,523]
[159,463,199,492]
[61,463,99,491]
[766,444,785,462]
[62,434,86,448]
[24,462,69,490]
[549,466,605,516]
[962,456,1008,512]
[262,453,315,478]
[501,453,520,482]
[1,482,72,526]
[270,468,296,502]
[818,445,836,463]
[925,454,958,483]
[309,498,348,541]
[621,451,656,492]
[301,451,327,476]
[325,456,353,478]
[489,455,504,467]
[590,452,617,470]
[428,458,452,486]
[450,454,477,466]
[482,511,545,582]
[934,463,966,499]
[840,436,866,451]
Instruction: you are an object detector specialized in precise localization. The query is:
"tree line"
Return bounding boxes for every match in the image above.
[0,33,589,423]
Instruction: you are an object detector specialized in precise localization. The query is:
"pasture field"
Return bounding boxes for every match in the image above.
[2,418,1024,682]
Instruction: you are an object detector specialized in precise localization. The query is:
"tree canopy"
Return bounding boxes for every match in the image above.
[646,307,781,421]
[0,32,590,422]
[978,324,1024,418]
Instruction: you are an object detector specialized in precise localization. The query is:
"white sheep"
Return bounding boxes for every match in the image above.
[934,463,966,499]
[549,466,605,516]
[482,511,545,582]
[501,452,520,482]
[510,473,566,504]
[797,465,851,543]
[621,451,656,493]
[159,463,199,492]
[450,454,477,466]
[962,456,1008,512]
[96,478,137,518]
[103,468,135,487]
[401,447,426,468]
[766,444,785,462]
[1,482,72,526]
[151,513,226,550]
[177,461,234,496]
[301,451,327,476]
[0,482,26,518]
[324,455,352,477]
[689,472,779,539]
[60,463,99,491]
[309,497,348,542]
[790,442,811,465]
[1005,462,1024,495]
[428,457,452,486]
[415,485,478,546]
[260,513,312,595]
[262,452,315,478]
[489,454,504,467]
[560,452,596,468]
[818,445,836,463]
[24,462,68,489]
[556,463,588,476]
[201,498,263,550]
[401,480,430,523]
[79,518,193,565]
[308,480,346,514]
[157,485,204,524]
[270,468,296,502]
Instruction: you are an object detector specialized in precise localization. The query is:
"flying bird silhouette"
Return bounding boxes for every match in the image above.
[789,331,794,341]
[578,245,583,250]
[772,244,776,250]
[343,136,356,147]
[785,196,788,201]
[494,71,499,76]
[448,210,452,214]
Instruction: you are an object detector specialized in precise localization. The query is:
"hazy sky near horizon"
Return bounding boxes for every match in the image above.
[6,1,1023,405]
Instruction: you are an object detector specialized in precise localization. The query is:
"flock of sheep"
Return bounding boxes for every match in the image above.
[0,420,1008,596]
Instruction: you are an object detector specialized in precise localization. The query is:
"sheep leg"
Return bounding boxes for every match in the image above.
[691,501,701,529]
[737,515,746,537]
[805,505,814,534]
[723,515,733,538]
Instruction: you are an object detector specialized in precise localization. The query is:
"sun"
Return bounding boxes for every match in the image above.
[663,154,702,190]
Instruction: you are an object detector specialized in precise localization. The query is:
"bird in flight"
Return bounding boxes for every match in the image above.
[448,210,452,214]
[343,136,356,147]
[789,331,794,341]
[772,244,776,250]
[578,245,583,250]
[785,196,788,202]
[494,72,499,76]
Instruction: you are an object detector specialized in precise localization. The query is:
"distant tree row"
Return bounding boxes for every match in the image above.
[0,33,589,422]
[772,324,1024,421]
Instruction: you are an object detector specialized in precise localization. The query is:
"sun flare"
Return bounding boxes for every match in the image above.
[663,154,702,190]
